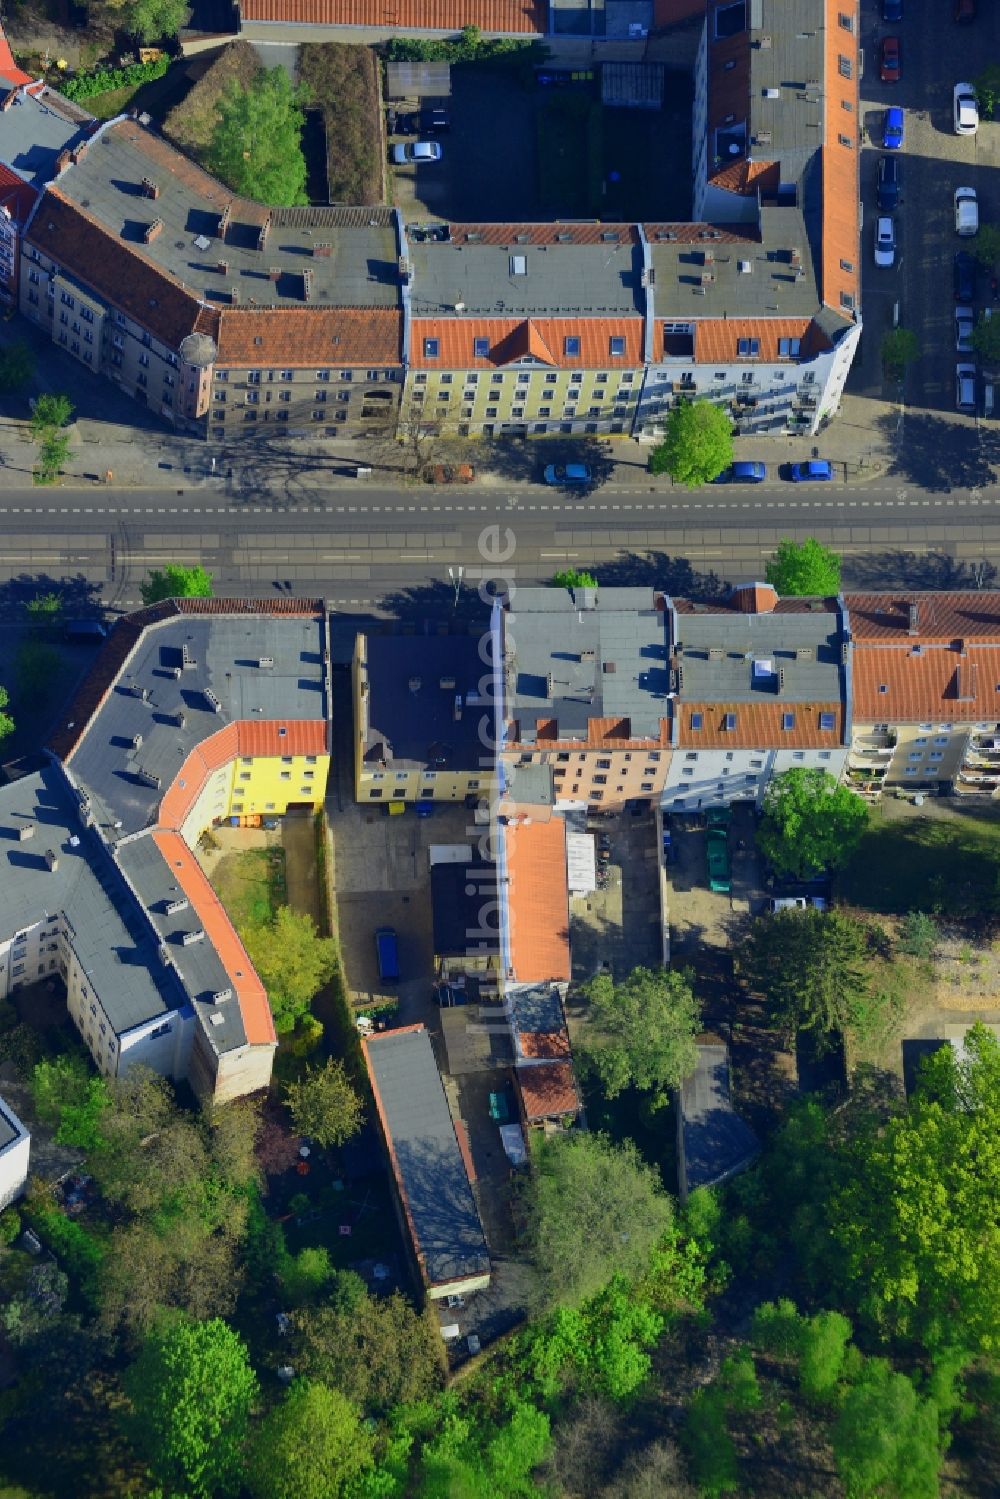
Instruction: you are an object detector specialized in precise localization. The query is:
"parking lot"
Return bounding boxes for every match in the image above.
[859,0,1000,437]
[387,65,693,225]
[329,799,474,1024]
[568,808,663,984]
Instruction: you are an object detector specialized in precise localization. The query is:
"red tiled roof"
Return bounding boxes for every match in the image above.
[709,159,780,196]
[27,190,206,351]
[845,592,1000,642]
[410,316,644,370]
[505,714,670,749]
[519,1028,571,1059]
[0,163,38,224]
[644,222,757,245]
[675,701,844,748]
[516,1061,578,1120]
[216,307,403,368]
[730,583,778,614]
[0,24,33,87]
[151,829,276,1046]
[673,595,840,616]
[821,0,860,315]
[448,222,641,246]
[693,318,829,365]
[160,721,328,828]
[239,0,546,29]
[505,819,571,982]
[851,642,1000,722]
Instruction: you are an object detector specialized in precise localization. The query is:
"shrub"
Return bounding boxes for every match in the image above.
[61,55,169,101]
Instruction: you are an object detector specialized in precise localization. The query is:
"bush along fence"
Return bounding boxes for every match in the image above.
[60,55,169,102]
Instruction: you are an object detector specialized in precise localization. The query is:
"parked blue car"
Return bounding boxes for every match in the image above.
[883,106,904,150]
[789,460,834,482]
[714,461,767,483]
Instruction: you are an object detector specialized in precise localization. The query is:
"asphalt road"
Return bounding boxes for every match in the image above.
[2,481,1000,616]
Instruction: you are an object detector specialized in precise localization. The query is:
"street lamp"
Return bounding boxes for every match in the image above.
[448,565,464,607]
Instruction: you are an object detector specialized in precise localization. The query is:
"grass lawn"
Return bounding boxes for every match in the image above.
[838,802,1000,919]
[80,85,139,120]
[210,845,287,929]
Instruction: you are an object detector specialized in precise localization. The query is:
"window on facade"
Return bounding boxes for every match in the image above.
[737,337,760,357]
[423,338,440,357]
[819,712,836,730]
[778,337,802,358]
[609,336,626,356]
[564,336,581,356]
[838,53,852,78]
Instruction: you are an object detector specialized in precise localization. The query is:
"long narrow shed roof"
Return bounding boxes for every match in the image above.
[363,1026,489,1291]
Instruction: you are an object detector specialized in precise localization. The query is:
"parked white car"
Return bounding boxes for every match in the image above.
[956,305,974,353]
[955,187,979,236]
[954,82,979,135]
[874,215,896,267]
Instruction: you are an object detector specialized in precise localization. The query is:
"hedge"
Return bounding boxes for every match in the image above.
[61,54,169,102]
[385,25,547,66]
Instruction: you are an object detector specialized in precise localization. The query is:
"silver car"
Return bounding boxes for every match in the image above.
[956,363,977,412]
[955,305,974,353]
[391,141,443,165]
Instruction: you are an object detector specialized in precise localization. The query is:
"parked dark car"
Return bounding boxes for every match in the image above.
[879,35,901,84]
[882,0,902,18]
[954,250,976,302]
[420,107,450,134]
[876,154,900,212]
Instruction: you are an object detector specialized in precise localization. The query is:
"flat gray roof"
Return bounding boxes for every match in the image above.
[407,238,644,317]
[0,768,182,1037]
[507,981,565,1039]
[69,613,327,836]
[748,0,826,167]
[504,586,669,740]
[650,207,819,324]
[680,1043,759,1192]
[116,833,247,1054]
[364,633,489,773]
[0,1094,26,1154]
[366,1027,489,1290]
[673,609,844,703]
[0,87,93,188]
[57,121,400,310]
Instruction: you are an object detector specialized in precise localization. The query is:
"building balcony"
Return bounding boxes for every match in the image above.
[962,754,1000,772]
[954,773,1000,794]
[852,732,896,753]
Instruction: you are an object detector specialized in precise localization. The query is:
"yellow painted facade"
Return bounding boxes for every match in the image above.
[401,364,641,436]
[352,636,494,804]
[226,752,330,820]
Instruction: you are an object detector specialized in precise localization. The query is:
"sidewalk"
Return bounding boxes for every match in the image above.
[0,391,899,496]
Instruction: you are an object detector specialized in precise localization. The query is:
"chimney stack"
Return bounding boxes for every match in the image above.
[908,601,919,636]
